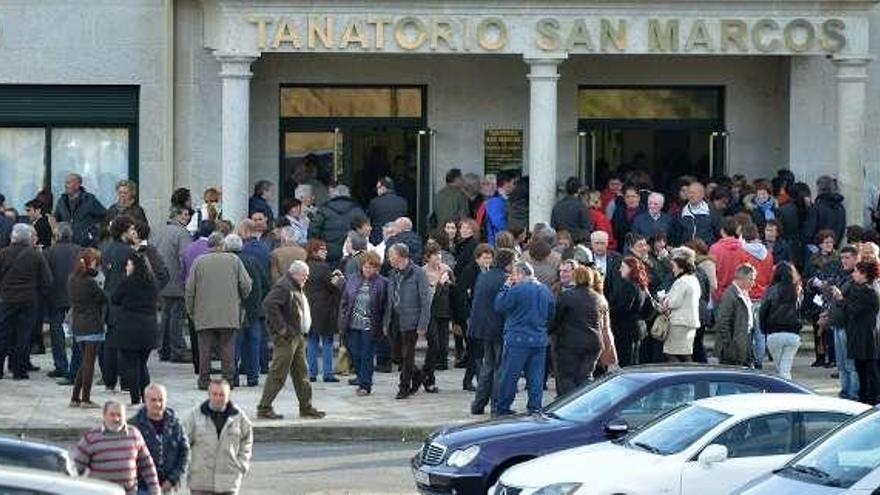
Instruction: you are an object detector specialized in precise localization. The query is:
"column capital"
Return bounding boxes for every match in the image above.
[525,54,567,81]
[215,51,259,79]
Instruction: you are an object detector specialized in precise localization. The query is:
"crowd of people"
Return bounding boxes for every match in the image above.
[1,165,880,493]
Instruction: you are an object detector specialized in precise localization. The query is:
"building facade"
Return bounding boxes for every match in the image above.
[0,0,878,229]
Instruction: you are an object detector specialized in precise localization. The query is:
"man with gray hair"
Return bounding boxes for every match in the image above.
[494,260,555,416]
[0,224,52,379]
[186,232,252,389]
[257,260,325,419]
[150,205,193,363]
[226,233,270,388]
[129,383,189,494]
[309,183,365,265]
[44,222,80,379]
[715,263,757,366]
[387,242,432,399]
[632,191,674,238]
[53,172,107,247]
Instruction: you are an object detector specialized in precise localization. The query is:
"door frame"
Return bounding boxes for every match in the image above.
[278,84,430,232]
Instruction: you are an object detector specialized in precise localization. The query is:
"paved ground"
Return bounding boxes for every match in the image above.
[0,336,841,443]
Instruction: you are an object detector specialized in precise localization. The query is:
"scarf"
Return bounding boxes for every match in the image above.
[755,196,776,221]
[681,201,710,218]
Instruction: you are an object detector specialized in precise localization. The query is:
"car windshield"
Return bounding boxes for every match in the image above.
[545,375,642,422]
[626,405,730,456]
[781,413,880,489]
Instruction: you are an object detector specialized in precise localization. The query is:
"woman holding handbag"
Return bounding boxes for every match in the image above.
[659,247,702,362]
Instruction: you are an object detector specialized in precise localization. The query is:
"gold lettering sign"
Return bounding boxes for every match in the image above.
[648,19,679,52]
[394,16,428,50]
[485,129,523,175]
[477,18,507,51]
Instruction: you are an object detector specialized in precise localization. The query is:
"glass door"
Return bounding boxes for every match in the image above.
[281,130,342,205]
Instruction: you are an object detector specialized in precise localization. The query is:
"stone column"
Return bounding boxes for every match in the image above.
[216,52,258,223]
[833,55,872,226]
[525,55,566,229]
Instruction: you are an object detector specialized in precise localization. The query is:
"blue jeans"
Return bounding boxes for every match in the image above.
[751,301,766,369]
[307,332,334,379]
[834,327,859,399]
[67,341,81,381]
[47,306,69,374]
[236,319,262,384]
[497,344,546,415]
[259,319,270,373]
[349,329,375,390]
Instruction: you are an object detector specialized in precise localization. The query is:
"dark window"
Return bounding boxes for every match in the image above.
[709,381,762,397]
[801,412,853,448]
[713,413,798,458]
[618,383,696,427]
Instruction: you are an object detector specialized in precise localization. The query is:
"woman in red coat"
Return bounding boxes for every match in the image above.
[583,190,617,251]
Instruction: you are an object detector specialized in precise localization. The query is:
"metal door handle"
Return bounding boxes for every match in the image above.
[333,127,341,182]
[590,131,597,188]
[708,132,718,179]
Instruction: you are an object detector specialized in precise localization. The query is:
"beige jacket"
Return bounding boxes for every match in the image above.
[269,244,307,285]
[185,251,252,330]
[665,273,702,328]
[184,401,253,493]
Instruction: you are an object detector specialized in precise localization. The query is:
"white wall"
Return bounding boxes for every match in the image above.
[0,0,173,223]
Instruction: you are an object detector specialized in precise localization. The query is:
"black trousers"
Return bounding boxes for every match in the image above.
[434,317,450,368]
[614,329,640,367]
[555,347,600,397]
[119,348,151,404]
[464,335,483,386]
[692,326,708,363]
[395,318,437,393]
[101,339,120,389]
[0,302,37,378]
[854,358,879,405]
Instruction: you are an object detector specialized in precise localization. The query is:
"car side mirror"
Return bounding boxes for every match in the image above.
[698,444,728,466]
[605,418,629,438]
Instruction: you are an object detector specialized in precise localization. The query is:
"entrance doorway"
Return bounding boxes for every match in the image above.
[576,86,727,191]
[279,86,430,233]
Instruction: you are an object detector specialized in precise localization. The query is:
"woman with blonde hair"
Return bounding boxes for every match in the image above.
[550,265,605,394]
[586,266,618,373]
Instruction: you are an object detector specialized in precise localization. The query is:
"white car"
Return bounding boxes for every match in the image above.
[0,467,124,494]
[492,394,869,495]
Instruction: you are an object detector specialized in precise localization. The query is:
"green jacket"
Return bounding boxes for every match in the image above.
[433,186,469,227]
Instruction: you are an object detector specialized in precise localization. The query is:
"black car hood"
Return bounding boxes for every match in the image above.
[432,413,574,448]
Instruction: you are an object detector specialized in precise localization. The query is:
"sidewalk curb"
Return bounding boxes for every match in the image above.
[1,424,441,444]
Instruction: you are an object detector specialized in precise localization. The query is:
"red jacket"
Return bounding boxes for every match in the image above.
[709,236,748,302]
[600,188,618,213]
[742,242,775,301]
[589,208,617,251]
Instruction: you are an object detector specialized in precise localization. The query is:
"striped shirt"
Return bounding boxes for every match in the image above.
[74,424,160,495]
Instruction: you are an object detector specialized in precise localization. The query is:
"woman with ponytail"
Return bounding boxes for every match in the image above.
[68,248,106,408]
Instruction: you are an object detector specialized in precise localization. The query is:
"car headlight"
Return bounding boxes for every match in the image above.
[533,482,583,495]
[446,445,481,467]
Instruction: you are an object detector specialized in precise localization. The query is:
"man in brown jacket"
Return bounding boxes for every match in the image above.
[257,260,325,420]
[269,226,307,285]
[185,232,252,389]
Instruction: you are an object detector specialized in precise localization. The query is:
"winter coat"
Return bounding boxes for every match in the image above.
[507,180,530,232]
[631,211,674,239]
[53,187,107,247]
[309,196,366,263]
[337,273,390,339]
[767,239,793,265]
[595,251,623,299]
[130,407,189,488]
[185,252,252,331]
[305,259,341,336]
[522,251,561,289]
[454,237,479,275]
[611,202,644,251]
[269,245,307,285]
[368,192,409,244]
[745,196,778,232]
[149,220,192,298]
[0,244,52,305]
[806,252,843,281]
[33,215,53,249]
[610,280,652,342]
[67,273,107,337]
[714,284,753,366]
[468,267,507,342]
[709,236,748,302]
[242,238,270,271]
[551,195,592,243]
[759,284,802,335]
[551,285,602,353]
[137,244,170,292]
[248,194,275,222]
[384,230,423,273]
[742,241,774,301]
[665,273,702,328]
[110,275,159,350]
[804,193,847,248]
[589,208,617,251]
[843,282,880,361]
[388,262,431,332]
[674,205,721,246]
[776,201,803,251]
[484,194,507,245]
[181,238,209,284]
[495,278,555,348]
[235,251,270,326]
[263,275,309,338]
[43,240,80,309]
[105,202,148,230]
[101,240,134,298]
[183,401,253,494]
[0,215,12,248]
[433,186,470,228]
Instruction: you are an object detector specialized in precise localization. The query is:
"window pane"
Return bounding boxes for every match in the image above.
[0,128,45,212]
[710,381,762,397]
[619,383,696,427]
[801,412,853,448]
[51,128,128,209]
[281,87,422,117]
[578,88,720,120]
[714,413,797,458]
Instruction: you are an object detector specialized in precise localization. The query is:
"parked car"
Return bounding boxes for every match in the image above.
[0,467,123,494]
[0,436,75,476]
[733,407,880,495]
[492,394,868,495]
[411,365,812,494]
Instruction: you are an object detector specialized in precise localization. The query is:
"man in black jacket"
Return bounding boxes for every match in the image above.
[551,177,592,244]
[43,223,80,378]
[130,384,189,494]
[53,173,106,248]
[367,177,408,245]
[673,181,721,246]
[0,224,52,379]
[309,184,365,265]
[804,176,847,250]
